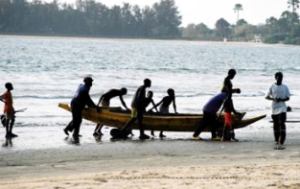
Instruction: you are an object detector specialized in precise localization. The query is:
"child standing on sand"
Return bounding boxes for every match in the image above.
[0,82,17,138]
[221,94,243,142]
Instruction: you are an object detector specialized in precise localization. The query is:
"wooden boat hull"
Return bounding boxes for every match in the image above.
[58,103,266,132]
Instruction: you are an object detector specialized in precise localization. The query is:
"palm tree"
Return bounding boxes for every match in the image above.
[288,0,300,13]
[233,3,243,23]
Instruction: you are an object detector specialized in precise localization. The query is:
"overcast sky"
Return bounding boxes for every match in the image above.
[43,0,289,28]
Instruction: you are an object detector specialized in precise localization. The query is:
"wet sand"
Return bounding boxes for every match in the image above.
[0,125,300,189]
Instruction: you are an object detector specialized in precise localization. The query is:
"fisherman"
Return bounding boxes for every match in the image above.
[64,76,99,141]
[93,88,130,136]
[266,72,290,150]
[220,69,244,141]
[0,82,17,138]
[193,92,228,140]
[193,69,240,140]
[150,88,177,138]
[221,69,241,94]
[120,78,152,140]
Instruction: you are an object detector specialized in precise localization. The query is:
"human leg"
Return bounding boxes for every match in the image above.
[278,113,286,145]
[159,131,166,138]
[151,130,155,136]
[64,121,73,136]
[72,109,82,138]
[94,102,109,136]
[119,118,136,138]
[4,115,10,137]
[5,113,16,137]
[8,116,17,137]
[209,113,218,139]
[93,123,103,136]
[272,114,280,144]
[193,111,209,138]
[137,110,149,140]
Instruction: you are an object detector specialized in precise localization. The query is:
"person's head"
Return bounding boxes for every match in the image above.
[83,76,93,87]
[167,88,175,97]
[120,88,127,95]
[275,72,283,85]
[147,91,153,98]
[5,82,13,91]
[144,78,151,88]
[228,69,236,79]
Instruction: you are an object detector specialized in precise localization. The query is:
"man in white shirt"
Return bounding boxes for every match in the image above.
[266,72,290,150]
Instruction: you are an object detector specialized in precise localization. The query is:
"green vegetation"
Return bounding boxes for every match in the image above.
[234,3,243,23]
[0,0,300,44]
[0,0,181,38]
[182,1,300,45]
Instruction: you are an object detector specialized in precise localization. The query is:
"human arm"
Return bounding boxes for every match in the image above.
[222,77,240,94]
[265,87,290,102]
[149,99,163,112]
[120,95,130,111]
[87,95,97,108]
[0,93,4,101]
[275,97,289,102]
[150,100,159,112]
[85,90,100,111]
[97,95,104,106]
[265,86,274,101]
[172,98,177,114]
[232,88,241,94]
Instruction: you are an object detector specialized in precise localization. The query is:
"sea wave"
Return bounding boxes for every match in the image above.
[14,95,72,99]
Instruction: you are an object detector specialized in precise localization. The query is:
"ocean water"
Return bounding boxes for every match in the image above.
[0,35,300,150]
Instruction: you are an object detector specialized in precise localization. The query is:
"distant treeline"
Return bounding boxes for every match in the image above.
[1,0,300,44]
[182,0,300,45]
[0,0,181,38]
[182,12,300,45]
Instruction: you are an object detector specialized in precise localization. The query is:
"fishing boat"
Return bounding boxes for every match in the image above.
[58,103,266,132]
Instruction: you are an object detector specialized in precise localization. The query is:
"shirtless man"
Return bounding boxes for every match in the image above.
[121,79,152,140]
[94,88,129,136]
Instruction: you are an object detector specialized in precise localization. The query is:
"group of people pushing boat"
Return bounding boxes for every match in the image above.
[59,69,290,150]
[0,69,290,150]
[63,77,178,140]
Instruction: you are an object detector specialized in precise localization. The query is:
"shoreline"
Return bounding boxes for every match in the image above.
[0,33,283,46]
[1,128,300,188]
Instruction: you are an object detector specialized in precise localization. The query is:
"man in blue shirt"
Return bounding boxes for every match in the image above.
[64,77,98,140]
[193,69,241,140]
[193,92,228,140]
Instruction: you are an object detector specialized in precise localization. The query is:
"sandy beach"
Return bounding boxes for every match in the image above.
[0,126,300,189]
[1,35,300,189]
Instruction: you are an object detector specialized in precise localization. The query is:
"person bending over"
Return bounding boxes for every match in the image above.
[64,77,99,141]
[94,88,129,136]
